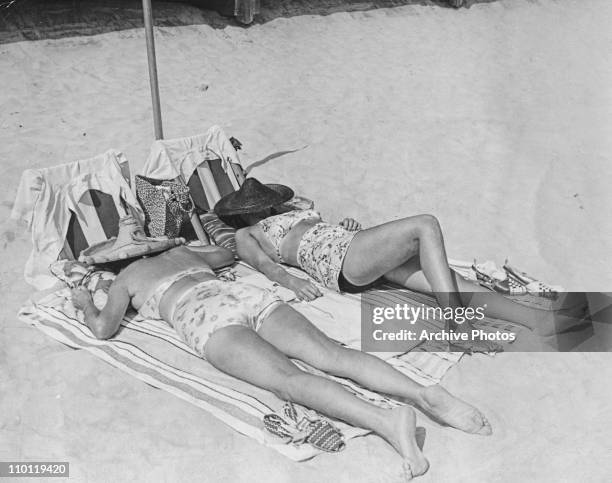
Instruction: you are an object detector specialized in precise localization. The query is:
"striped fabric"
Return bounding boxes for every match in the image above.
[12,151,143,289]
[18,289,382,461]
[64,189,121,259]
[199,212,237,254]
[143,127,245,215]
[18,261,524,460]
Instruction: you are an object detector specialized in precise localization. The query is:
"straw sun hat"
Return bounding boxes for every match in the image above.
[214,178,294,216]
[78,215,185,265]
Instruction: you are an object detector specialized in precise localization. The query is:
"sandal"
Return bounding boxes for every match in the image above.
[472,262,495,288]
[472,263,527,295]
[503,261,561,299]
[473,260,507,281]
[495,276,529,296]
[263,402,345,453]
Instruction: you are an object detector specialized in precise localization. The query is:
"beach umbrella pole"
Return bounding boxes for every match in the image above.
[142,0,209,244]
[142,0,163,140]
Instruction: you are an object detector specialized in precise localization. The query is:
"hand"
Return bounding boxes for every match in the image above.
[71,286,94,311]
[339,218,362,231]
[287,276,322,301]
[217,269,237,282]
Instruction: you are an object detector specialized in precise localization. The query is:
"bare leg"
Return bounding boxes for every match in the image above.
[384,257,586,336]
[343,215,461,307]
[342,215,498,351]
[258,304,492,436]
[204,324,429,474]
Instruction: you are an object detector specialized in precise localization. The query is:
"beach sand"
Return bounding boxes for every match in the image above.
[1,0,611,481]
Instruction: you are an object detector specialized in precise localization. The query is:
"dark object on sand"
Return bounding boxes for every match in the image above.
[214,178,294,216]
[197,0,260,24]
[229,136,243,151]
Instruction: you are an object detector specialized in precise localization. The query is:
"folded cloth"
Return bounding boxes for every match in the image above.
[11,150,143,289]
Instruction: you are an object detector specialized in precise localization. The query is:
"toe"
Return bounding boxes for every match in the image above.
[477,415,493,435]
[402,461,414,481]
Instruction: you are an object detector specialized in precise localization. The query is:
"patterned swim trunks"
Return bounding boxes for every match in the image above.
[296,222,358,292]
[170,279,282,357]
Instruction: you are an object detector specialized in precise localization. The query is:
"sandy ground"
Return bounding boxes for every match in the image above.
[1,0,612,481]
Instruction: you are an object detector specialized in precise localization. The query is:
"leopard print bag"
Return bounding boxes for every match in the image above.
[135,175,194,238]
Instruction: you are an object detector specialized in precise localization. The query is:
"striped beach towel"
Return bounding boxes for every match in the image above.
[18,265,521,461]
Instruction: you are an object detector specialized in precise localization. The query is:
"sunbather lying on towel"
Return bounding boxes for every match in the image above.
[215,179,584,350]
[72,243,493,476]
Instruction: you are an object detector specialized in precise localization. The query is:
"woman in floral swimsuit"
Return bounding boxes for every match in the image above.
[216,179,582,353]
[72,243,495,476]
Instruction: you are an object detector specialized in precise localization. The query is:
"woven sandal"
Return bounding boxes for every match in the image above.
[306,419,346,452]
[496,276,528,296]
[263,413,310,443]
[472,263,526,295]
[263,403,345,453]
[503,261,560,299]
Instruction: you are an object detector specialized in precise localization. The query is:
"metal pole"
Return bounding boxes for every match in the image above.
[142,0,163,140]
[141,0,209,244]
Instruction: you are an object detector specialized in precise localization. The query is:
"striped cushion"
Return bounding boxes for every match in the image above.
[199,212,237,254]
[64,189,121,259]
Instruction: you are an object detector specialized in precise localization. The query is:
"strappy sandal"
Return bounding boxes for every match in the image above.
[503,261,560,300]
[472,263,527,295]
[497,276,529,296]
[263,402,346,453]
[473,260,506,281]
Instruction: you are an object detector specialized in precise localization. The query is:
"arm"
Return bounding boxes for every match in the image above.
[71,278,131,340]
[236,227,322,301]
[186,244,235,270]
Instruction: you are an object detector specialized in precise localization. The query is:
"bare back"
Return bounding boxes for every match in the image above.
[118,246,231,310]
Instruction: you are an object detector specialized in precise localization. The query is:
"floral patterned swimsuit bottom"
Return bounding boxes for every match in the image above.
[139,270,282,358]
[171,280,282,358]
[259,210,358,292]
[297,223,358,291]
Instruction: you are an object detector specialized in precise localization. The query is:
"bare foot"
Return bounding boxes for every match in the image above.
[419,385,492,435]
[384,407,430,478]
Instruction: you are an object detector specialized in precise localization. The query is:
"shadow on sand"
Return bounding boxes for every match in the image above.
[0,0,499,43]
